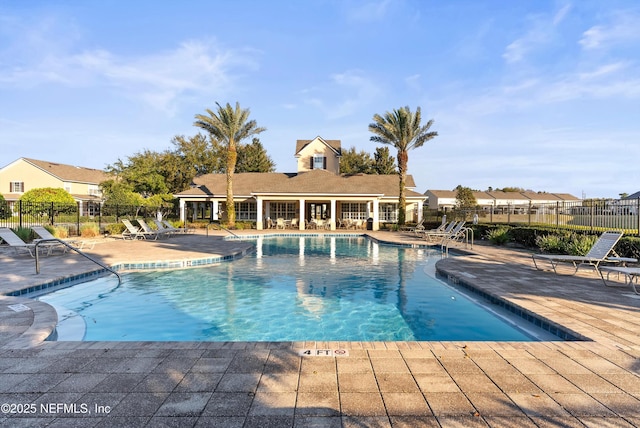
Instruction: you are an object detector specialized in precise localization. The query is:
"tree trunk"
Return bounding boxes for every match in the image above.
[397,150,408,225]
[226,143,237,228]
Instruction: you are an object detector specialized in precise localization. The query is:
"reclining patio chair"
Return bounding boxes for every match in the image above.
[421,221,458,242]
[599,266,640,294]
[0,227,39,257]
[32,225,82,254]
[162,220,193,234]
[532,230,632,275]
[121,219,157,240]
[137,219,167,239]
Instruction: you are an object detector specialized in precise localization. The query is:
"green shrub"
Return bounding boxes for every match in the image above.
[535,234,567,254]
[565,233,597,256]
[104,223,125,235]
[616,237,640,260]
[485,227,511,245]
[12,227,32,242]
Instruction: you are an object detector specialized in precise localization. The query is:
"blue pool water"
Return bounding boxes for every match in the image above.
[39,236,544,341]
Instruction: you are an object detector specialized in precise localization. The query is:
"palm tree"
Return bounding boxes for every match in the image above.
[194,102,266,227]
[369,106,437,225]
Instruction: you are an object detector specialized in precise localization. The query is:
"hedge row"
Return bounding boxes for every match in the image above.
[469,224,640,259]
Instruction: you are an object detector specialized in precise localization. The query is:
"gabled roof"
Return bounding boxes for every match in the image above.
[295,137,342,156]
[21,158,111,184]
[178,170,422,198]
[622,191,640,199]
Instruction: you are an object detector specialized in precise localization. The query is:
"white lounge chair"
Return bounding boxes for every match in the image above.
[599,266,640,294]
[32,225,91,253]
[152,219,176,237]
[162,220,193,234]
[532,231,628,274]
[422,221,459,242]
[121,219,156,240]
[0,227,38,257]
[137,219,167,239]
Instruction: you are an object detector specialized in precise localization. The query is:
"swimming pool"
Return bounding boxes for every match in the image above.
[38,236,553,342]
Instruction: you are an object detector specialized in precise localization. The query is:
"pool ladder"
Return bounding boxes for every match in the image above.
[34,239,121,285]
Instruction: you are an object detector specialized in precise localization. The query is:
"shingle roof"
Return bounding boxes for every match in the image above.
[23,158,111,184]
[295,137,341,155]
[180,171,422,198]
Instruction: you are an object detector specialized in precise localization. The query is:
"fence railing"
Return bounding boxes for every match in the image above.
[427,198,640,237]
[0,201,179,236]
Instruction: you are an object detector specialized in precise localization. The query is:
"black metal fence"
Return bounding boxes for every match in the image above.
[0,201,179,236]
[429,198,640,236]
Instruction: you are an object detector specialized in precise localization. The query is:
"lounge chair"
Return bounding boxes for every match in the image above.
[422,221,458,242]
[532,230,629,274]
[599,266,640,294]
[162,220,193,234]
[0,227,38,257]
[417,220,452,237]
[404,218,426,235]
[121,219,157,240]
[152,219,176,237]
[32,225,96,251]
[32,226,75,254]
[138,219,167,239]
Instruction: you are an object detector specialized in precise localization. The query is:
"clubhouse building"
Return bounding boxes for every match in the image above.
[175,137,426,231]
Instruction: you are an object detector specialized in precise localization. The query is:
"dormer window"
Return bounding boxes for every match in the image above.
[312,155,326,170]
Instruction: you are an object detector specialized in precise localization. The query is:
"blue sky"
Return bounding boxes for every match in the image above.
[1,0,639,199]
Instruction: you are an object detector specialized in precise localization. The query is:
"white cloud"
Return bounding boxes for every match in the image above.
[0,39,256,115]
[503,4,571,64]
[345,0,393,22]
[0,13,258,114]
[301,70,382,120]
[579,11,640,50]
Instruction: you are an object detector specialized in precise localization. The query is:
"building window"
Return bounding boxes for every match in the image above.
[379,203,398,222]
[341,202,367,220]
[269,202,296,219]
[234,202,257,220]
[9,182,24,193]
[312,155,325,170]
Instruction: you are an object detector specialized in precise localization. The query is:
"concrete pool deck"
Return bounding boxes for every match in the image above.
[1,230,640,427]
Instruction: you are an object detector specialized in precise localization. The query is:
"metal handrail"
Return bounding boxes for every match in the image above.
[206,221,240,238]
[34,239,121,285]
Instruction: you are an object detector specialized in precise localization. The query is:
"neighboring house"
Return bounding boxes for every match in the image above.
[609,191,640,215]
[175,136,425,230]
[425,189,580,212]
[0,157,111,214]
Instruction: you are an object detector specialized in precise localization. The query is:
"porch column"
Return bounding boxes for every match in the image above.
[372,199,379,231]
[179,199,186,222]
[256,197,264,230]
[299,199,305,230]
[212,200,219,221]
[330,199,336,230]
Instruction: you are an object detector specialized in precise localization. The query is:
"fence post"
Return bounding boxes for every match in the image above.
[76,201,81,237]
[528,201,532,225]
[556,201,559,229]
[18,200,23,229]
[637,198,640,236]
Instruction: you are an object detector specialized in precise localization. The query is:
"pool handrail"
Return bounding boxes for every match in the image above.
[34,239,121,285]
